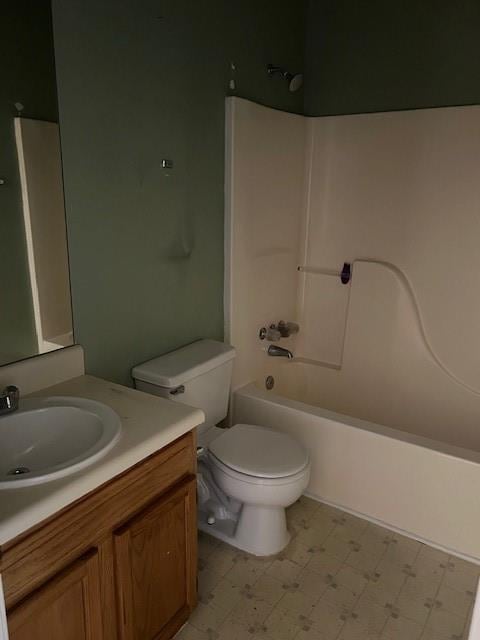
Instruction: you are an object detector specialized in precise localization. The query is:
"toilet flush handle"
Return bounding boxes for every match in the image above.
[169,385,185,396]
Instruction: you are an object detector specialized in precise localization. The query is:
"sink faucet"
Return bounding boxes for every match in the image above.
[267,345,294,359]
[0,385,19,415]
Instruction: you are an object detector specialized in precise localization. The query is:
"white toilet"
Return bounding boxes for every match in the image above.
[132,339,310,556]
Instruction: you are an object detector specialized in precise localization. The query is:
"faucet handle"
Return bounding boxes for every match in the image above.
[0,385,19,413]
[277,321,300,338]
[266,326,282,341]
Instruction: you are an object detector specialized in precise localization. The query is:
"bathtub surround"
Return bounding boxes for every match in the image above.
[51,0,306,386]
[226,98,480,560]
[226,98,480,446]
[225,98,306,390]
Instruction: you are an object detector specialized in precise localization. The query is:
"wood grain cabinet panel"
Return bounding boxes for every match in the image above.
[7,550,103,640]
[114,477,197,640]
[2,432,197,640]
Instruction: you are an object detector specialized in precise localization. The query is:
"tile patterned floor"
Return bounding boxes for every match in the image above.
[177,497,478,640]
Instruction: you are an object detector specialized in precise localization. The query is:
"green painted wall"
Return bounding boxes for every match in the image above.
[0,2,58,364]
[305,0,480,115]
[52,1,306,385]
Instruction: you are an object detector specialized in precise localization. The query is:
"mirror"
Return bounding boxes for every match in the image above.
[1,2,73,367]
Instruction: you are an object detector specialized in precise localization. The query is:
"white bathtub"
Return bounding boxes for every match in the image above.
[234,382,480,562]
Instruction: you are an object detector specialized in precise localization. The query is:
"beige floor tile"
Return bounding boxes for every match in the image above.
[305,550,343,580]
[287,497,320,523]
[310,596,351,638]
[296,521,335,548]
[322,581,360,610]
[296,567,330,600]
[436,582,474,618]
[419,630,451,640]
[352,594,390,634]
[415,544,449,567]
[448,556,480,576]
[208,544,240,576]
[308,507,336,527]
[195,515,471,640]
[333,512,370,539]
[198,567,224,602]
[464,602,474,636]
[337,626,380,640]
[280,537,315,567]
[174,622,211,639]
[319,532,358,562]
[361,582,396,609]
[216,617,259,640]
[373,558,408,595]
[263,605,303,640]
[381,534,421,568]
[409,557,445,588]
[226,554,272,586]
[395,590,431,625]
[380,614,423,640]
[424,606,466,638]
[248,575,286,605]
[278,588,319,617]
[198,532,220,561]
[336,564,369,594]
[443,558,480,593]
[207,577,243,613]
[189,602,229,633]
[228,595,275,627]
[266,557,303,583]
[295,628,331,640]
[361,524,392,546]
[346,546,385,573]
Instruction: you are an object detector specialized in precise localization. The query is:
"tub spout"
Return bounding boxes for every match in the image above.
[267,345,294,359]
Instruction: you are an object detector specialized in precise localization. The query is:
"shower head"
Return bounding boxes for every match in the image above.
[267,64,303,93]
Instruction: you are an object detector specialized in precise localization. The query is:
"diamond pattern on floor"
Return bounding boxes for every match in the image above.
[176,497,478,640]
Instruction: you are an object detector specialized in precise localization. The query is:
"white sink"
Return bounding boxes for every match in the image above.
[0,396,121,488]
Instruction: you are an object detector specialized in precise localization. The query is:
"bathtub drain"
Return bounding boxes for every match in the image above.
[7,466,30,476]
[265,376,275,390]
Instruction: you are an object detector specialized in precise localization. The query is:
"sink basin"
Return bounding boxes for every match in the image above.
[0,396,121,488]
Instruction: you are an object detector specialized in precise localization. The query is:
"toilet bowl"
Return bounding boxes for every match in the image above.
[132,339,310,556]
[204,423,310,555]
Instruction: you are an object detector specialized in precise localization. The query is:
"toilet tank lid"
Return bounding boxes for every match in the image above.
[132,339,236,388]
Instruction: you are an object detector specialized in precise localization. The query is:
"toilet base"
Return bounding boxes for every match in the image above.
[198,504,291,556]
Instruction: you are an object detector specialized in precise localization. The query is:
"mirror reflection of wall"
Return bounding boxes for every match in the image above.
[1,2,73,367]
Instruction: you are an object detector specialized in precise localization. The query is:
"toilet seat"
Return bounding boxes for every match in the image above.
[208,423,309,479]
[209,452,310,487]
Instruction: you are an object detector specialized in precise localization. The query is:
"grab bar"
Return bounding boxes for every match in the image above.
[298,262,351,284]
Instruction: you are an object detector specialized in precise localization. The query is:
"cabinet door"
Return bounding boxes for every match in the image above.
[114,476,197,640]
[7,550,103,640]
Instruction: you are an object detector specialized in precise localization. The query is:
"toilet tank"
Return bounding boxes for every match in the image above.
[132,339,236,433]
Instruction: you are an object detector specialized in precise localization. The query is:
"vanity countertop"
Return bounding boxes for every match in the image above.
[0,374,204,547]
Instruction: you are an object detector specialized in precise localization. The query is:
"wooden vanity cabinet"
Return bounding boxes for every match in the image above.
[114,478,196,640]
[7,551,103,640]
[0,431,197,640]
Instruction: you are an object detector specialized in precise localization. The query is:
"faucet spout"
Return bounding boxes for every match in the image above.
[267,345,294,359]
